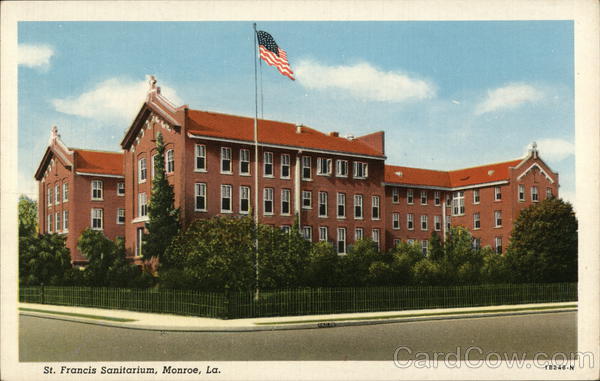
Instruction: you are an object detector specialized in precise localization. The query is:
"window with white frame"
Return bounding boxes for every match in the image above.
[264,152,274,177]
[337,228,346,254]
[473,213,480,229]
[353,162,368,179]
[117,182,125,196]
[138,193,147,217]
[336,160,348,177]
[263,188,274,215]
[318,191,328,217]
[421,215,428,231]
[531,186,539,202]
[221,185,232,212]
[546,187,553,199]
[434,191,441,206]
[55,212,61,232]
[302,190,312,209]
[518,184,525,201]
[47,215,52,233]
[435,215,441,231]
[302,226,312,241]
[407,213,414,230]
[473,238,481,250]
[392,188,400,203]
[302,156,312,180]
[91,208,103,230]
[239,149,250,175]
[372,229,380,249]
[55,185,60,205]
[240,186,250,214]
[63,183,69,202]
[354,194,363,219]
[372,196,380,220]
[473,189,480,204]
[494,211,502,227]
[91,180,103,200]
[446,216,451,231]
[47,187,52,207]
[63,211,69,231]
[392,213,400,230]
[421,240,428,256]
[221,147,232,173]
[151,154,158,178]
[281,225,291,234]
[495,186,502,201]
[136,227,144,257]
[407,189,414,204]
[138,158,147,183]
[280,154,290,178]
[281,189,291,215]
[452,191,465,215]
[117,208,125,224]
[355,227,364,241]
[495,237,503,254]
[337,193,346,218]
[195,144,206,171]
[195,183,207,211]
[166,149,174,173]
[317,158,332,176]
[420,191,427,205]
[319,226,328,242]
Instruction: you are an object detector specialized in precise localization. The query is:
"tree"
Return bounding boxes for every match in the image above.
[144,132,180,265]
[506,198,577,283]
[304,241,340,287]
[338,239,381,286]
[19,233,72,286]
[18,196,38,237]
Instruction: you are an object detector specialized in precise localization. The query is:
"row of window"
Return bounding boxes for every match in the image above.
[472,211,503,229]
[391,213,444,231]
[390,237,504,255]
[47,183,69,207]
[392,189,443,206]
[46,208,126,233]
[90,180,125,201]
[138,150,175,183]
[46,211,69,233]
[293,226,380,254]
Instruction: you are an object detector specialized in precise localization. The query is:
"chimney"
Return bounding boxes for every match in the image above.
[296,124,303,134]
[329,131,339,137]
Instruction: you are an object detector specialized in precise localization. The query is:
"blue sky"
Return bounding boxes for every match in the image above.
[18,21,575,206]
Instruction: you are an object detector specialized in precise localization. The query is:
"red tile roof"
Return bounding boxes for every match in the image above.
[385,159,524,188]
[73,149,124,176]
[187,110,385,158]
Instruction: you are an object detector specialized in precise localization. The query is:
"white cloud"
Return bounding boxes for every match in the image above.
[475,83,543,115]
[524,138,574,162]
[295,60,436,103]
[18,44,55,68]
[51,78,183,123]
[18,171,38,201]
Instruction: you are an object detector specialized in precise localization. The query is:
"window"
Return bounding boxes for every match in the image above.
[91,208,103,230]
[473,213,480,229]
[151,154,158,178]
[434,191,441,206]
[280,154,290,178]
[264,188,274,215]
[421,240,428,256]
[318,191,328,217]
[473,238,481,250]
[55,185,60,205]
[302,226,312,241]
[63,211,69,231]
[138,158,147,182]
[302,156,312,180]
[353,162,368,179]
[240,186,250,214]
[91,180,103,200]
[319,226,328,242]
[63,183,69,202]
[421,215,428,231]
[337,228,346,254]
[495,237,503,254]
[420,191,427,205]
[452,191,465,215]
[546,187,553,199]
[47,187,52,207]
[434,215,441,231]
[355,227,364,241]
[446,216,451,231]
[55,212,61,232]
[354,195,363,219]
[317,158,332,176]
[281,225,291,234]
[195,144,206,171]
[495,186,502,201]
[392,213,400,230]
[372,196,380,220]
[221,147,232,173]
[407,214,414,230]
[117,208,125,224]
[264,152,273,177]
[407,239,415,245]
[393,239,401,247]
[392,188,400,203]
[195,183,207,211]
[117,182,125,196]
[302,190,312,209]
[495,211,502,227]
[281,189,291,215]
[473,189,480,204]
[47,215,52,233]
[221,185,232,212]
[240,149,250,175]
[531,186,539,202]
[138,193,147,217]
[336,160,348,177]
[407,189,414,204]
[166,149,174,173]
[518,185,525,201]
[136,227,144,257]
[372,229,380,250]
[337,193,346,218]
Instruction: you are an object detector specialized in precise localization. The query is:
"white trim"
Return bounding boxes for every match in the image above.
[75,172,124,179]
[382,180,509,191]
[516,163,555,184]
[148,100,180,126]
[187,133,386,160]
[132,216,150,223]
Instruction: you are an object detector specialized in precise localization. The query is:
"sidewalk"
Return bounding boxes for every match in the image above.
[19,301,577,332]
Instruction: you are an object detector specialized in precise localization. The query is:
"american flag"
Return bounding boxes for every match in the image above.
[256,30,295,81]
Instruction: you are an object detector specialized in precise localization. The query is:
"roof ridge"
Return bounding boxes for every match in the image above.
[70,147,123,155]
[386,164,450,174]
[189,108,297,128]
[448,158,523,172]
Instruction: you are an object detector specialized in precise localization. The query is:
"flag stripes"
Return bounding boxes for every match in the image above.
[259,46,294,80]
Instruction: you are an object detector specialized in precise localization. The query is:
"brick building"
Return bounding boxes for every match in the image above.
[36,78,559,264]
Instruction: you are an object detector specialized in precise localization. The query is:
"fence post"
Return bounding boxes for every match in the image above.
[223,287,230,320]
[40,284,45,305]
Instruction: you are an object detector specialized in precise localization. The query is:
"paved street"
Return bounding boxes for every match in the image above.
[20,311,576,361]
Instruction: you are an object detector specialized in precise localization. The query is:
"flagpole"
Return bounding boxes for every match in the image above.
[253,23,260,301]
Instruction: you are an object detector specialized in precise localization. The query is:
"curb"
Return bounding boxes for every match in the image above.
[20,307,577,333]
